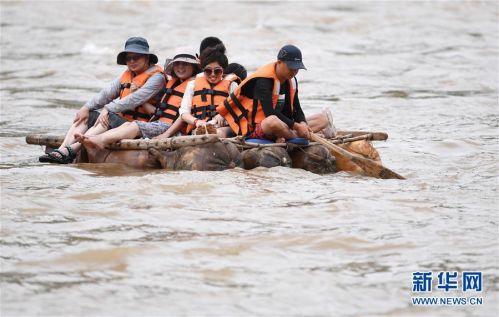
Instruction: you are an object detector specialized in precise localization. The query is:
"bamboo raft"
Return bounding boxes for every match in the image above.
[26,131,388,150]
[26,131,404,179]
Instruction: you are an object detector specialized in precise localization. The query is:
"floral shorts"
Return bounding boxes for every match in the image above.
[135,121,172,139]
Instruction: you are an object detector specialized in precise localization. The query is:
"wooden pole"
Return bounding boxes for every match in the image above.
[337,131,388,141]
[26,132,387,151]
[107,134,220,150]
[310,133,405,180]
[26,134,220,150]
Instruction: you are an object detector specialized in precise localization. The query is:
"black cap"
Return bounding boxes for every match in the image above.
[277,44,306,70]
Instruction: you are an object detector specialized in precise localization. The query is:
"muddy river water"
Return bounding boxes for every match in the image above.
[1,1,497,316]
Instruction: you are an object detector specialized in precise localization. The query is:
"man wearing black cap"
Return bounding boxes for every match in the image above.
[217,44,311,141]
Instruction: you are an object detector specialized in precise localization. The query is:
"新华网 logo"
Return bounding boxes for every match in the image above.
[411,271,483,306]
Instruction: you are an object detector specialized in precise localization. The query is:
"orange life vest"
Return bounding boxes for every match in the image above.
[152,77,192,124]
[185,73,240,134]
[118,65,163,122]
[216,62,296,136]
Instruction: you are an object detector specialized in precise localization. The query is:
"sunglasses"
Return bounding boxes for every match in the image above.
[126,55,145,62]
[204,67,223,76]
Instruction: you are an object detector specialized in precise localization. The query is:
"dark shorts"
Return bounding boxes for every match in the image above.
[247,123,275,140]
[87,110,127,130]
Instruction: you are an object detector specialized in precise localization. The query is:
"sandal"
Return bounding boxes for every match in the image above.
[39,145,77,164]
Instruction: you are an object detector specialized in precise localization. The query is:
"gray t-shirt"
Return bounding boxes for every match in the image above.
[84,66,165,113]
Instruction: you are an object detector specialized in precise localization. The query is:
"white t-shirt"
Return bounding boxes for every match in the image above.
[179,79,238,116]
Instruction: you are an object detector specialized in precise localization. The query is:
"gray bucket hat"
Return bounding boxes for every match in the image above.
[164,53,200,76]
[117,37,158,65]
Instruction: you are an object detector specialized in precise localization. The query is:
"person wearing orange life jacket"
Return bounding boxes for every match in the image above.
[216,44,313,142]
[74,53,200,150]
[117,63,163,122]
[179,44,239,138]
[39,37,165,164]
[197,36,247,83]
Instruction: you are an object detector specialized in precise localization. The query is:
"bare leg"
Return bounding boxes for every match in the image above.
[75,122,141,150]
[260,115,297,142]
[306,108,336,138]
[59,121,88,148]
[306,113,328,132]
[57,123,110,154]
[42,120,91,161]
[42,120,112,161]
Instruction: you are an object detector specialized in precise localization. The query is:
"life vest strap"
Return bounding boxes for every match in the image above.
[164,88,184,98]
[151,102,180,120]
[193,88,229,102]
[120,83,132,90]
[192,105,217,114]
[155,102,179,113]
[225,93,249,124]
[156,112,179,121]
[192,105,217,120]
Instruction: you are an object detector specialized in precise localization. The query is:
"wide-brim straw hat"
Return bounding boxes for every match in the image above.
[117,37,158,65]
[164,53,200,76]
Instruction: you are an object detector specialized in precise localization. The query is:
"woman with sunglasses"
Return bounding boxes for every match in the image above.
[39,37,164,164]
[179,44,238,138]
[73,53,200,150]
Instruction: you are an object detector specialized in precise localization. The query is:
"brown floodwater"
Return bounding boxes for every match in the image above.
[1,1,498,316]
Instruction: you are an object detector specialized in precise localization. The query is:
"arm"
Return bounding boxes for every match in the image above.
[254,78,295,128]
[141,102,157,115]
[84,76,122,111]
[179,80,204,127]
[76,75,122,126]
[291,89,311,139]
[104,72,166,113]
[292,90,306,124]
[208,81,238,126]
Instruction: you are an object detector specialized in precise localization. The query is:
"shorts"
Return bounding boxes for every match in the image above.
[135,121,172,139]
[87,110,127,130]
[247,123,275,140]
